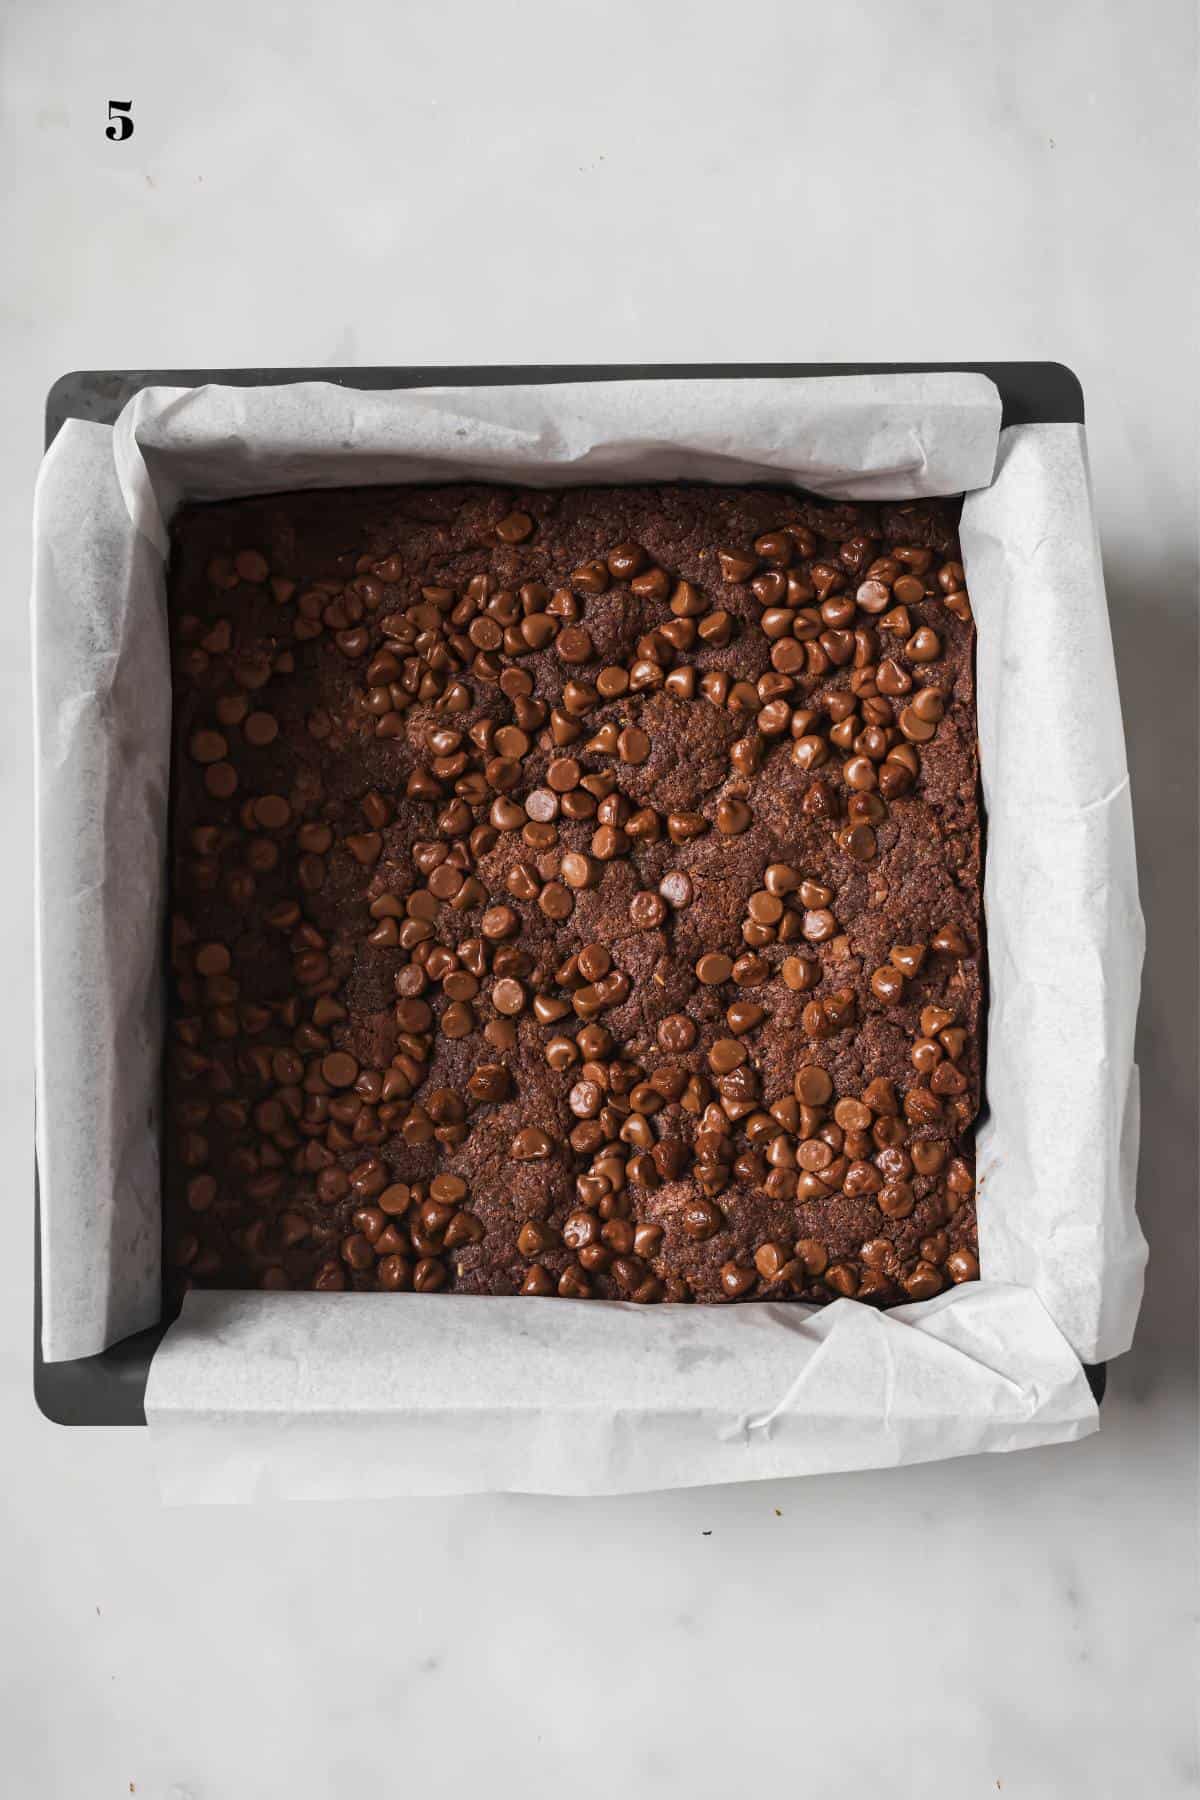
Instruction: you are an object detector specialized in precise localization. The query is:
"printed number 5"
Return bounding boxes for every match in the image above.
[106,101,133,142]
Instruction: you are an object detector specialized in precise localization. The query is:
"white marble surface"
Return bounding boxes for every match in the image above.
[2,2,1196,1795]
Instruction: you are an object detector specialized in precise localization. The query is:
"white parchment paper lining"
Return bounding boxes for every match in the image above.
[30,374,1145,1498]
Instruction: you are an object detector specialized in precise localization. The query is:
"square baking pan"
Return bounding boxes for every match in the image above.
[34,359,1104,1426]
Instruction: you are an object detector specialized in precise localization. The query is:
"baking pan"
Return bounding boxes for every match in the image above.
[34,360,1105,1426]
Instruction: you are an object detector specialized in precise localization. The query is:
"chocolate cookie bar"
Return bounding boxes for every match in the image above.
[165,482,981,1305]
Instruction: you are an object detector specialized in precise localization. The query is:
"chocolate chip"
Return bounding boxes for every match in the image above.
[496,510,534,543]
[511,1127,553,1160]
[243,711,279,747]
[716,798,751,835]
[492,978,526,1015]
[870,966,906,1004]
[557,626,594,664]
[802,909,837,943]
[558,1263,591,1298]
[560,852,598,890]
[341,1232,375,1271]
[630,891,667,930]
[204,762,238,798]
[189,730,228,765]
[571,562,608,596]
[681,1197,724,1240]
[793,1065,832,1106]
[607,542,647,579]
[718,548,758,583]
[782,956,820,993]
[905,627,941,663]
[899,1261,941,1298]
[547,756,581,792]
[719,1261,757,1298]
[617,727,651,765]
[898,704,937,743]
[322,1051,359,1088]
[631,567,670,600]
[794,1238,828,1276]
[695,953,733,985]
[878,1180,915,1219]
[413,1258,447,1293]
[658,871,693,909]
[947,1157,975,1194]
[232,549,269,584]
[468,1063,511,1102]
[538,881,574,919]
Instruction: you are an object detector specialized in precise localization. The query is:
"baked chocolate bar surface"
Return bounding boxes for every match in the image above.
[166,483,981,1305]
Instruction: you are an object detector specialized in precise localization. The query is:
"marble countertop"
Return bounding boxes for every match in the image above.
[3,1,1196,1794]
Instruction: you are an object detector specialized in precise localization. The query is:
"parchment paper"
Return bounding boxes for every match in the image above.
[148,1284,1095,1502]
[962,428,1146,1358]
[30,374,1145,1496]
[33,423,168,1358]
[112,372,1004,555]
